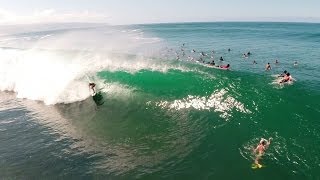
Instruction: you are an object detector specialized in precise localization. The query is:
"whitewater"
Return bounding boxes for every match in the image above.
[0,23,171,104]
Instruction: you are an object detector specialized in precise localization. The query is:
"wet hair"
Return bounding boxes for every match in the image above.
[284,70,287,73]
[226,64,230,67]
[286,73,290,76]
[262,141,266,145]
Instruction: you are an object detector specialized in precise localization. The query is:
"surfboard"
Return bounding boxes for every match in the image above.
[92,91,104,106]
[91,91,96,96]
[203,64,230,70]
[272,74,295,85]
[277,77,295,85]
[251,163,265,169]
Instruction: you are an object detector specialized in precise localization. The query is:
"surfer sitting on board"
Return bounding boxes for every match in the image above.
[89,83,96,94]
[265,63,271,71]
[254,138,272,167]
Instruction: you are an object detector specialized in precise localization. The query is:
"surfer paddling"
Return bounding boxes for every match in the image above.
[280,73,292,83]
[253,138,272,168]
[219,64,230,69]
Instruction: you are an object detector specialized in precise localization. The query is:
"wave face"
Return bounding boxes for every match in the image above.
[0,22,320,179]
[0,23,165,104]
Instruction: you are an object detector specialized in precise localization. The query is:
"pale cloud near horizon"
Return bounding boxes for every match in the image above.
[0,9,109,25]
[0,7,319,26]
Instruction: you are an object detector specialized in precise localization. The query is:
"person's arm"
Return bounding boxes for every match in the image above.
[265,138,272,148]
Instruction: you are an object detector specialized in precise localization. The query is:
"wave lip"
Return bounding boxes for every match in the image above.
[0,48,92,105]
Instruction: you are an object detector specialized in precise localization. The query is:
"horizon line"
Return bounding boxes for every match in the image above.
[1,20,320,27]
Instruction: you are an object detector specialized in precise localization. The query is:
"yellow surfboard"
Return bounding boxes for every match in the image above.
[251,163,265,169]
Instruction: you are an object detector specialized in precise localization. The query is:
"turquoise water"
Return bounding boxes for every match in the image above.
[0,22,320,179]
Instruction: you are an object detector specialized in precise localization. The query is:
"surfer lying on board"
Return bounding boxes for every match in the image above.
[254,138,272,167]
[280,73,292,83]
[278,70,288,77]
[219,64,230,69]
[89,83,96,94]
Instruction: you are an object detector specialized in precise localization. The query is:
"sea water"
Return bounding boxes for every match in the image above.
[0,22,319,179]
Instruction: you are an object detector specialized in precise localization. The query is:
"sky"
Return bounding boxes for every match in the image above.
[0,0,320,25]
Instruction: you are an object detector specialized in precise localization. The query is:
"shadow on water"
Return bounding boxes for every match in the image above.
[92,91,104,106]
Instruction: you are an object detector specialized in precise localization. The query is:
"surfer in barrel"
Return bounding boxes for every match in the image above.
[253,137,272,168]
[89,83,96,94]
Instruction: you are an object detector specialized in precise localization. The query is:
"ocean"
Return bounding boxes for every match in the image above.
[0,22,319,179]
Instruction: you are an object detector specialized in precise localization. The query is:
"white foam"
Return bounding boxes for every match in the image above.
[0,48,91,105]
[153,89,251,120]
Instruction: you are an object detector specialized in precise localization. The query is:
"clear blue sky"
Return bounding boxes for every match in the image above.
[1,0,320,24]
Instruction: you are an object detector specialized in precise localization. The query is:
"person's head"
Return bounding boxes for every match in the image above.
[286,73,290,76]
[226,64,230,67]
[284,70,287,73]
[267,63,270,65]
[261,141,266,146]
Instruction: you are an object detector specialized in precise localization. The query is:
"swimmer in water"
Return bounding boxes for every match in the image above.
[294,61,298,66]
[254,138,272,167]
[253,60,257,64]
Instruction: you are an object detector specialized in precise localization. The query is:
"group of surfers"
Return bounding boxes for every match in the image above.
[89,46,295,167]
[265,62,294,83]
[190,47,294,83]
